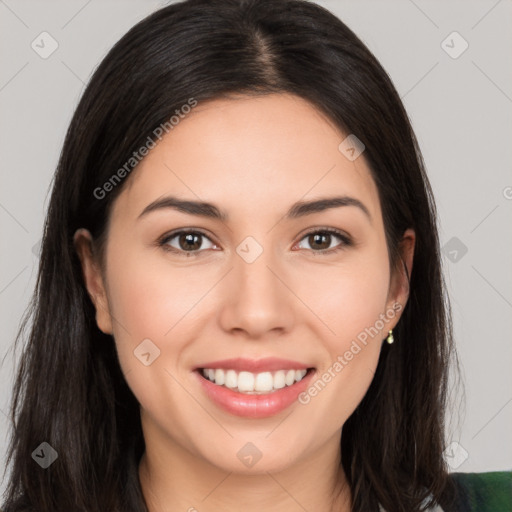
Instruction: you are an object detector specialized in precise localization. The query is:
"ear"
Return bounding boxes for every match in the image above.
[386,228,415,326]
[73,228,113,335]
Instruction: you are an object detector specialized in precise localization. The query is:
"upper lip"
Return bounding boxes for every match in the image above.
[195,357,312,373]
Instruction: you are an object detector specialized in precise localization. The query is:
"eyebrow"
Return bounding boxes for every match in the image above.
[138,195,372,223]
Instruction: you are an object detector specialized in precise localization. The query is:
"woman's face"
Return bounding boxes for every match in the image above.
[76,93,414,475]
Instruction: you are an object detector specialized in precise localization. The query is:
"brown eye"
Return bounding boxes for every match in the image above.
[160,230,216,255]
[177,232,203,251]
[307,233,332,250]
[296,229,352,254]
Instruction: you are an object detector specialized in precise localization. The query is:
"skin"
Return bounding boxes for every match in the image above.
[74,93,415,512]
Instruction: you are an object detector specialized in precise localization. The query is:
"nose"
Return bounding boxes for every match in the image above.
[217,243,296,339]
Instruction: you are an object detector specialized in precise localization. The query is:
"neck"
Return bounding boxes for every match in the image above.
[138,427,352,512]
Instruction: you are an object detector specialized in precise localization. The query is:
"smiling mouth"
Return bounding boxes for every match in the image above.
[197,367,315,394]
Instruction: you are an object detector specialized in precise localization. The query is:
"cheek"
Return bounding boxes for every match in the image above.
[105,246,205,340]
[105,236,391,358]
[296,251,390,419]
[103,248,199,419]
[302,252,390,342]
[102,245,190,388]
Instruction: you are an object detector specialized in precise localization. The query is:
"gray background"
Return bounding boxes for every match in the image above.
[1,0,511,494]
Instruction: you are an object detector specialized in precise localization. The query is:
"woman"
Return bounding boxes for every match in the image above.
[2,0,510,511]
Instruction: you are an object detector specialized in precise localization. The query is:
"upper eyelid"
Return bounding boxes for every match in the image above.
[159,227,351,250]
[159,228,216,244]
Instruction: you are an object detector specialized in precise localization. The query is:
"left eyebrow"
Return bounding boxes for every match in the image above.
[138,196,228,221]
[286,196,371,223]
[137,195,372,223]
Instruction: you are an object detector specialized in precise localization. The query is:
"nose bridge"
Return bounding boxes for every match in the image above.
[218,233,295,336]
[234,233,281,300]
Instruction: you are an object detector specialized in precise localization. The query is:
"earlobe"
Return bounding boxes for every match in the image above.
[73,228,113,335]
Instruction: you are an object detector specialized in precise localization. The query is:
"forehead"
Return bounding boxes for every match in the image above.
[114,93,381,225]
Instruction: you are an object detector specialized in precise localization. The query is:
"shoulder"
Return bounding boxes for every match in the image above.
[446,470,512,511]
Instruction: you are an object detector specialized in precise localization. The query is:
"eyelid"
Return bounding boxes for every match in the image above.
[293,226,353,253]
[157,228,218,254]
[157,226,353,256]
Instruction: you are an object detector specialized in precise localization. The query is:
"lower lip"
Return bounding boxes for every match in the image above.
[195,369,315,419]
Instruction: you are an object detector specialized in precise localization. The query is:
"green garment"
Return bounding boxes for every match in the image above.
[447,471,512,511]
[378,471,512,511]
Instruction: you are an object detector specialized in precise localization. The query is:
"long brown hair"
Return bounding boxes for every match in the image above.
[2,0,462,510]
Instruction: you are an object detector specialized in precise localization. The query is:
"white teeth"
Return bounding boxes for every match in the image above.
[273,370,286,389]
[201,368,309,393]
[225,369,237,389]
[238,371,254,392]
[255,371,273,392]
[285,369,296,386]
[214,368,225,386]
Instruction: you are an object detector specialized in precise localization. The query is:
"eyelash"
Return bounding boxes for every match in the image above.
[157,227,353,257]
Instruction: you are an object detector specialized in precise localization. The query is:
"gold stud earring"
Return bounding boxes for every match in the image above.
[386,330,394,344]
